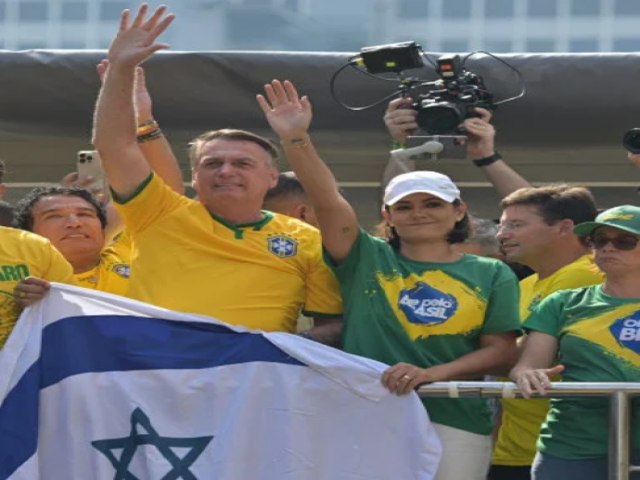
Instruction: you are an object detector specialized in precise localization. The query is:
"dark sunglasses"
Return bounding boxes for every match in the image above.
[587,234,640,251]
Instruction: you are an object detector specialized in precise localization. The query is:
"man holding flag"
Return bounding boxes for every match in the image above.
[0,227,74,349]
[0,284,442,479]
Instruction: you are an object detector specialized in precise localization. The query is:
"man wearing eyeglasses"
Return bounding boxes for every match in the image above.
[488,185,605,480]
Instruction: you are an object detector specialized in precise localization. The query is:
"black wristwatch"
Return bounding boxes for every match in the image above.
[472,151,502,167]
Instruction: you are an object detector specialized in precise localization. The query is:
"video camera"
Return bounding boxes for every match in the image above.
[413,54,494,135]
[339,41,497,135]
[330,41,524,159]
[623,128,640,154]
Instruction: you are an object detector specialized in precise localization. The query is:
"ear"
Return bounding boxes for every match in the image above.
[381,209,393,227]
[191,169,199,192]
[557,218,575,236]
[0,184,6,199]
[455,201,468,222]
[292,203,306,221]
[268,166,278,189]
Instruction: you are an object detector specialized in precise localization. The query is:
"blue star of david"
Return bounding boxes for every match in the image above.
[91,408,213,480]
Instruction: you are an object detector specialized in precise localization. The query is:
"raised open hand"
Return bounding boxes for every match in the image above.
[107,4,175,68]
[257,80,312,140]
[97,59,153,119]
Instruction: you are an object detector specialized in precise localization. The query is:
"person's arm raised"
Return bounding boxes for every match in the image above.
[96,59,184,195]
[464,108,531,199]
[257,80,359,263]
[381,97,418,186]
[93,4,175,200]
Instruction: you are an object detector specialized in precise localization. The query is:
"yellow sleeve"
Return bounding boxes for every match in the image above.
[301,231,343,318]
[106,230,133,263]
[547,258,603,292]
[42,241,76,286]
[114,173,189,235]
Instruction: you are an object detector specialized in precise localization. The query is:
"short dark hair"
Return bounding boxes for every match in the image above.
[500,184,597,226]
[14,186,107,231]
[0,200,15,227]
[188,129,279,168]
[264,171,306,203]
[385,199,471,249]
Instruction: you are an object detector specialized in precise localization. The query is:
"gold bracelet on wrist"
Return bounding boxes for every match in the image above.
[137,129,163,143]
[136,119,159,136]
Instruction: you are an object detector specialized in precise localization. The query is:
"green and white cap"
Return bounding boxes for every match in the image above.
[573,205,640,236]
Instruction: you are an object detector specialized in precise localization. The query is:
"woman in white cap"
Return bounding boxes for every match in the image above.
[510,204,640,480]
[258,80,520,480]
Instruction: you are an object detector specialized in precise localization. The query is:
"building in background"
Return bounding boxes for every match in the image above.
[1,0,640,53]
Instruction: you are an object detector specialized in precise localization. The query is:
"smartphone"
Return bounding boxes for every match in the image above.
[76,150,106,192]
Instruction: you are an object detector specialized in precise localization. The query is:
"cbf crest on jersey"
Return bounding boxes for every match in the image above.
[610,311,640,354]
[112,264,130,279]
[398,282,458,325]
[267,235,298,258]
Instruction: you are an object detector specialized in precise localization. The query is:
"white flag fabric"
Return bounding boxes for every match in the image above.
[0,284,441,479]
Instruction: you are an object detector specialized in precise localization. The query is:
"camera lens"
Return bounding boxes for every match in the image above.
[416,102,464,135]
[623,128,640,154]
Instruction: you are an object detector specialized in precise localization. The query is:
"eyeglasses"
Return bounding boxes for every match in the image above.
[587,234,640,251]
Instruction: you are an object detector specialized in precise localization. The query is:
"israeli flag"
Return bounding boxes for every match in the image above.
[0,284,441,479]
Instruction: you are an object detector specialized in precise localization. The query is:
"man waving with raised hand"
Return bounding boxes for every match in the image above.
[93,5,342,342]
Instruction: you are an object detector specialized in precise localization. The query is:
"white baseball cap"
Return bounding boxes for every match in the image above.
[383,171,461,206]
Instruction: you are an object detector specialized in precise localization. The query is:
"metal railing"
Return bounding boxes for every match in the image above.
[417,382,640,480]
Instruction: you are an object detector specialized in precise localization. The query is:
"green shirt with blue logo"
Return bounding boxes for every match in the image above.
[330,230,520,435]
[524,285,640,459]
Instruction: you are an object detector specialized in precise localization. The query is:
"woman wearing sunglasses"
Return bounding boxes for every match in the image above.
[510,204,640,480]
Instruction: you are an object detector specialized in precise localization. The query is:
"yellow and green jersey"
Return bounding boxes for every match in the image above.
[493,254,603,466]
[114,174,342,332]
[74,230,131,296]
[333,230,521,435]
[0,227,75,348]
[525,285,640,459]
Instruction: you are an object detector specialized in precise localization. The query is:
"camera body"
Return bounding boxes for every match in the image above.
[413,55,494,135]
[623,128,640,154]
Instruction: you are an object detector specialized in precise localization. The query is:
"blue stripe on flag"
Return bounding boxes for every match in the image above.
[40,315,303,387]
[0,362,39,479]
[0,314,303,478]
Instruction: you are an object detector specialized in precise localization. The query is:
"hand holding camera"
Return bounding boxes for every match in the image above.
[333,41,523,161]
[384,97,418,144]
[463,108,496,160]
[628,152,640,167]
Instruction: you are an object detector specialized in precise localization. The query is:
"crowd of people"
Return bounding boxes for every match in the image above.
[1,4,640,480]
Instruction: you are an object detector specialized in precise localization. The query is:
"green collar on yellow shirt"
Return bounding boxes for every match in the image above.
[211,211,274,239]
